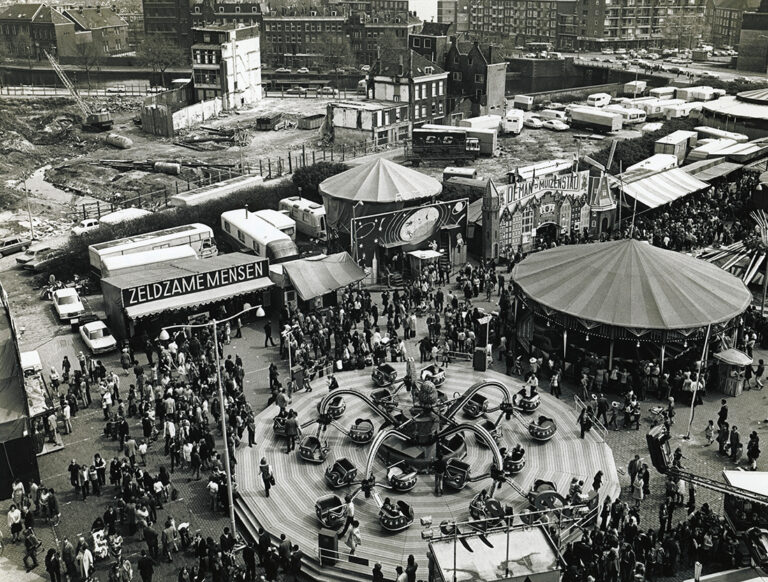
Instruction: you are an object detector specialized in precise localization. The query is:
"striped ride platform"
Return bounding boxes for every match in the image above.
[234,363,620,582]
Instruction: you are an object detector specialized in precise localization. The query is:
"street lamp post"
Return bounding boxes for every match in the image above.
[21,171,35,240]
[161,303,265,537]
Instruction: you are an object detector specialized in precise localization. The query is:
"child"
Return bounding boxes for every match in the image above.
[704,420,714,445]
[138,440,148,466]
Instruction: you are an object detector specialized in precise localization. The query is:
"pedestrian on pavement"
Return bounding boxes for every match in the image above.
[264,321,276,347]
[260,457,274,497]
[23,527,40,572]
[138,550,154,582]
[45,548,62,582]
[337,494,355,537]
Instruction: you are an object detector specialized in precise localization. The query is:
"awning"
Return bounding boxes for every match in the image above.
[408,250,443,260]
[723,470,768,496]
[282,252,365,301]
[619,168,709,210]
[683,158,743,182]
[125,277,273,320]
[714,349,752,366]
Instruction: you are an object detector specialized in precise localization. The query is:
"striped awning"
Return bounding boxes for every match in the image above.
[619,168,709,209]
[282,252,365,301]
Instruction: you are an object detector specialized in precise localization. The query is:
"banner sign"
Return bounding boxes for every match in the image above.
[503,171,590,204]
[122,259,268,307]
[351,199,468,266]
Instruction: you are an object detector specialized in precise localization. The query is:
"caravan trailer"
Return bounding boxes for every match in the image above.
[220,209,299,263]
[587,93,612,108]
[604,105,647,124]
[279,197,327,240]
[252,209,297,241]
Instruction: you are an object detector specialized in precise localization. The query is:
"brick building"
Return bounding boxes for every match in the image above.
[371,49,448,126]
[0,3,78,59]
[190,0,268,28]
[261,9,347,68]
[142,0,192,49]
[62,6,129,56]
[466,0,563,46]
[710,0,760,48]
[408,20,453,63]
[736,0,768,71]
[444,40,507,119]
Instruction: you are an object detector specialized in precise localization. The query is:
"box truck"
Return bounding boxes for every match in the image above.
[568,107,623,132]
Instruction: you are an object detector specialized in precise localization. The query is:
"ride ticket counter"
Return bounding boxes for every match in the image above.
[714,349,752,397]
[101,252,274,340]
[428,525,560,582]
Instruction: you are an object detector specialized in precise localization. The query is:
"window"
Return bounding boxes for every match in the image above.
[224,221,230,233]
[413,37,421,47]
[438,80,444,95]
[452,71,462,80]
[425,66,433,74]
[424,38,431,48]
[219,7,224,12]
[235,6,240,12]
[194,6,200,12]
[474,74,484,83]
[237,229,245,243]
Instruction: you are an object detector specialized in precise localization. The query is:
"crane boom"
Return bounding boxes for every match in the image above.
[44,50,91,117]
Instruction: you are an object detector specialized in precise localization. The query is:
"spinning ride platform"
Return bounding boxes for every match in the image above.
[235,365,620,582]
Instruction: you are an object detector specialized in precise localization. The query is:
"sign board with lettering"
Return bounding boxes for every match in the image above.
[121,259,268,307]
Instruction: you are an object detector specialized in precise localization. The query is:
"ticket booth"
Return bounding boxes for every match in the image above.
[714,349,752,397]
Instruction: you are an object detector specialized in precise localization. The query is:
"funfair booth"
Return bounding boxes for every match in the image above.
[512,239,751,370]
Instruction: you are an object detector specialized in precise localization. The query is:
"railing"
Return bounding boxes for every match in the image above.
[0,84,154,97]
[573,394,608,441]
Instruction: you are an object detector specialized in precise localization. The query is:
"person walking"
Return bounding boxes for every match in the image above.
[730,425,742,462]
[345,520,361,555]
[264,321,276,348]
[23,527,41,572]
[337,494,356,537]
[138,550,154,582]
[717,399,728,429]
[260,457,275,497]
[627,455,641,492]
[45,548,62,582]
[433,455,446,497]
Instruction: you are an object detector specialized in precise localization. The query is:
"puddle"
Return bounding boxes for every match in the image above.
[15,165,73,205]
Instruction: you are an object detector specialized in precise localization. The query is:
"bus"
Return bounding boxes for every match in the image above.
[279,197,327,240]
[220,209,299,263]
[90,223,217,276]
[252,209,297,241]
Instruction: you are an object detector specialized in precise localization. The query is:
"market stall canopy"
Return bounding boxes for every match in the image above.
[615,167,709,210]
[0,303,28,442]
[713,349,753,366]
[408,249,443,260]
[319,158,441,204]
[282,252,365,301]
[512,239,751,330]
[682,158,743,182]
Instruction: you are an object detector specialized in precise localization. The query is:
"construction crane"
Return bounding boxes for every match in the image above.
[44,50,113,132]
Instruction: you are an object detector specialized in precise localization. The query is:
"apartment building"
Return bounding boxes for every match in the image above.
[261,10,347,68]
[710,0,759,48]
[466,0,561,46]
[142,0,192,49]
[62,6,129,56]
[347,11,421,65]
[190,0,268,28]
[444,40,507,118]
[0,3,78,58]
[191,23,262,107]
[408,21,453,63]
[371,49,449,126]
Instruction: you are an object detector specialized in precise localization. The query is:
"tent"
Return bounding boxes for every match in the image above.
[0,304,27,442]
[319,158,441,234]
[616,168,709,210]
[512,239,751,331]
[282,252,366,301]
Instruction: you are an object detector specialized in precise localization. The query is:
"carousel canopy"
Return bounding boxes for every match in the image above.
[512,239,752,331]
[319,158,441,204]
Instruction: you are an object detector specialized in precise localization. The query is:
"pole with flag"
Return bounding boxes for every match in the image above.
[685,324,712,439]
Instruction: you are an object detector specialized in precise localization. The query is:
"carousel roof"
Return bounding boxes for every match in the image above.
[512,239,751,330]
[318,158,441,204]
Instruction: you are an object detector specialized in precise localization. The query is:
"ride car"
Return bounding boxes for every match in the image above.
[52,287,85,321]
[79,320,118,354]
[0,236,31,257]
[72,218,100,236]
[542,119,570,131]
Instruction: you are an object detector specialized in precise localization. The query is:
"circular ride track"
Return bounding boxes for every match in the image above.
[235,364,620,582]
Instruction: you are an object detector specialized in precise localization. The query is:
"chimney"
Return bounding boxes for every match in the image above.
[245,204,249,217]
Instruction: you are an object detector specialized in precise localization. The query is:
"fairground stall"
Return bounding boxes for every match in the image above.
[512,239,751,375]
[722,470,768,533]
[713,349,752,397]
[101,252,273,340]
[320,158,468,282]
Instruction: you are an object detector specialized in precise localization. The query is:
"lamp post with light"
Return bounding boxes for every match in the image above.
[350,200,363,262]
[160,302,266,537]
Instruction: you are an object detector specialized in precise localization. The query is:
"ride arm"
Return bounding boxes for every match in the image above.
[444,380,514,419]
[317,388,400,426]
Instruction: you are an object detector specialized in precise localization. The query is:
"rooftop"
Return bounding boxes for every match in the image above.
[62,7,128,30]
[375,49,444,77]
[0,3,70,24]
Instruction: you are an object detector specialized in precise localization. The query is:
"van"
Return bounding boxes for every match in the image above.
[539,109,567,121]
[587,93,612,108]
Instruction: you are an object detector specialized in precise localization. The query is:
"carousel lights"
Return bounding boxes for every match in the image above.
[636,341,641,348]
[585,334,589,342]
[684,340,688,348]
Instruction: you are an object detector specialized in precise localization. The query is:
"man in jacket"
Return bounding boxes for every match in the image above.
[138,550,154,582]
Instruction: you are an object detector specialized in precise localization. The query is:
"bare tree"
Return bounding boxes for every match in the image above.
[136,35,188,86]
[76,42,103,91]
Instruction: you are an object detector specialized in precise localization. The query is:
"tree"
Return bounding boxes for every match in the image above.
[76,42,103,91]
[292,162,349,202]
[136,36,188,86]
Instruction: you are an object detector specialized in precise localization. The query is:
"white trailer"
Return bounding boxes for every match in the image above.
[569,107,623,132]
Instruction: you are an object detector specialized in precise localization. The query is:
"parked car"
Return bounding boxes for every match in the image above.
[16,245,52,267]
[52,287,85,321]
[72,218,100,236]
[542,119,570,131]
[146,86,165,94]
[79,320,117,354]
[275,67,292,73]
[106,85,126,93]
[524,117,543,129]
[0,235,31,257]
[285,86,308,95]
[297,67,310,74]
[318,86,338,96]
[700,71,720,79]
[23,247,64,272]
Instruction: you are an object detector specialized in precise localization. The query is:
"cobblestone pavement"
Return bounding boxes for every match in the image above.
[1,280,766,582]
